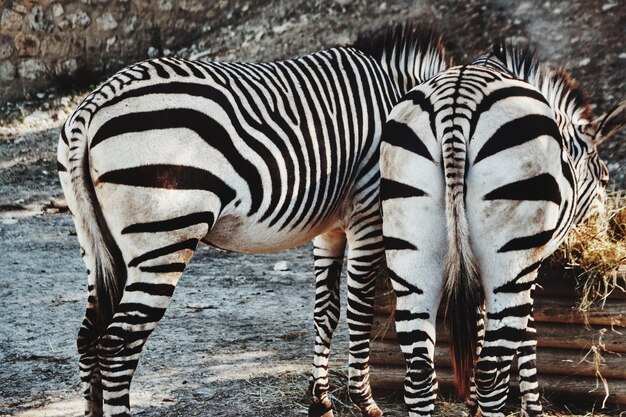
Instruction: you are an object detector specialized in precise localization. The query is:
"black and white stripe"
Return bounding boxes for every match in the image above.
[380,42,624,417]
[57,23,447,417]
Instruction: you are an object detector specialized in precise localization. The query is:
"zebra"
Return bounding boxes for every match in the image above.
[379,41,625,417]
[56,23,448,417]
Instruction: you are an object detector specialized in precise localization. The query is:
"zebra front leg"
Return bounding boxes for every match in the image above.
[345,210,384,417]
[309,230,346,417]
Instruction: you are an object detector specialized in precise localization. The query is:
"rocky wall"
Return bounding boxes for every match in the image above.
[0,0,233,102]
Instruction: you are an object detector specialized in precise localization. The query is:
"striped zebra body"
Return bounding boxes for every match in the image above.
[57,24,447,417]
[380,43,624,417]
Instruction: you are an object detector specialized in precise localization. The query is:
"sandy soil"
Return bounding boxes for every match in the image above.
[0,1,624,416]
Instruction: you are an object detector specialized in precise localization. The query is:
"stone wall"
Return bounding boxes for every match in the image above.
[0,0,232,102]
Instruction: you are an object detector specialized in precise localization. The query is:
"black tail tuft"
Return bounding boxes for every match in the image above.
[444,254,483,399]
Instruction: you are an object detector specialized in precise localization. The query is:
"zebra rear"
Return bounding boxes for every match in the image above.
[380,43,625,417]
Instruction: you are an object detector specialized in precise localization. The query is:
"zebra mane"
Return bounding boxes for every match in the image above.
[352,22,449,91]
[490,40,594,123]
[539,68,594,122]
[489,40,540,84]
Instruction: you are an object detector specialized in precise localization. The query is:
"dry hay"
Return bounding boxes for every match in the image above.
[547,191,626,311]
[269,368,618,416]
[532,192,625,408]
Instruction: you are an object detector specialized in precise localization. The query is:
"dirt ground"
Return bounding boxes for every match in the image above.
[0,1,624,416]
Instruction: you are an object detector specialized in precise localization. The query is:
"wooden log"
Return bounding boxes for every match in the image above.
[370,365,626,406]
[370,339,626,380]
[370,340,452,369]
[374,295,626,326]
[533,296,626,326]
[371,366,455,393]
[534,321,626,353]
[372,317,626,353]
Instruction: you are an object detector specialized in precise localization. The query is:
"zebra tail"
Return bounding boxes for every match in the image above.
[441,135,484,399]
[65,108,126,334]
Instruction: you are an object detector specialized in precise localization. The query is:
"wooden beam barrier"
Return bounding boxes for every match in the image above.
[370,267,626,406]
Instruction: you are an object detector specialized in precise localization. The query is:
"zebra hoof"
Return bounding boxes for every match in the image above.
[362,407,383,417]
[466,402,478,417]
[86,407,103,417]
[308,399,334,417]
[522,410,543,417]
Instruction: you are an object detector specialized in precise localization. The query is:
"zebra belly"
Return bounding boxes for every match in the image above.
[203,212,342,254]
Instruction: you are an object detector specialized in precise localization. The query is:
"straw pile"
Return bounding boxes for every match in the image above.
[547,191,626,311]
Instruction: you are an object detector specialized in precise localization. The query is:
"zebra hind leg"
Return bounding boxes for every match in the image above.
[77,253,104,417]
[395,292,439,417]
[518,312,543,416]
[309,230,346,417]
[467,306,485,417]
[475,289,535,417]
[97,231,206,416]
